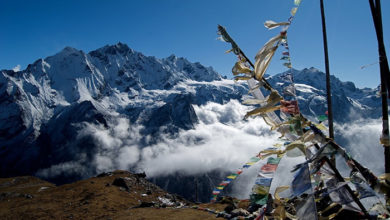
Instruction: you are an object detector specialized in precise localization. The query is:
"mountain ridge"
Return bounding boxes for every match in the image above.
[0,43,381,201]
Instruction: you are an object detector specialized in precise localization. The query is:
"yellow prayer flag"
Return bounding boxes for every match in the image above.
[379,173,390,182]
[252,185,270,195]
[274,186,289,201]
[227,175,238,179]
[245,105,281,119]
[254,34,283,81]
[234,76,252,81]
[291,7,298,16]
[315,123,328,131]
[232,60,252,75]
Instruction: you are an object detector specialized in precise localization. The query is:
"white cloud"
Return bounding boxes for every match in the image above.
[335,118,384,175]
[36,99,386,200]
[36,160,87,178]
[137,100,280,177]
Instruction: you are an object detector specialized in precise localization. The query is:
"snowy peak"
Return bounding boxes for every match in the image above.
[162,55,221,82]
[13,43,222,103]
[0,43,228,144]
[57,46,83,56]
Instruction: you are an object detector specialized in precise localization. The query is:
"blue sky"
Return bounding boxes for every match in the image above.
[0,0,389,88]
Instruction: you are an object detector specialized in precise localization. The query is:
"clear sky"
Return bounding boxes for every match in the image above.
[0,0,389,88]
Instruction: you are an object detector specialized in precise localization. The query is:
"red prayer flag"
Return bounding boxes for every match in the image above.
[280,100,300,115]
[260,164,278,173]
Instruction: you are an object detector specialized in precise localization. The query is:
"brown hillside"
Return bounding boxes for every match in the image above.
[0,170,225,219]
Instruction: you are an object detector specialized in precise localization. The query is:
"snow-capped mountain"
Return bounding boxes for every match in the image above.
[268,67,381,122]
[0,43,246,179]
[0,43,381,201]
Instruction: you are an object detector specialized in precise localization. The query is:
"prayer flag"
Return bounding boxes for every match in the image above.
[294,0,302,6]
[281,100,300,115]
[326,178,354,205]
[355,182,377,199]
[261,164,278,173]
[289,117,303,135]
[216,36,227,42]
[291,7,298,16]
[232,60,252,75]
[244,90,282,119]
[212,190,221,195]
[254,34,283,81]
[258,172,274,179]
[234,76,252,81]
[295,195,318,220]
[283,84,296,96]
[267,157,281,164]
[227,174,238,179]
[350,172,377,199]
[242,98,267,105]
[281,56,290,60]
[250,193,268,205]
[252,185,270,195]
[291,163,311,197]
[255,177,273,187]
[264,20,290,30]
[317,115,328,122]
[315,123,327,131]
[283,63,292,68]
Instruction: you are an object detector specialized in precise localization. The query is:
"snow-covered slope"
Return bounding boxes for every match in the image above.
[0,43,246,177]
[0,43,381,201]
[268,67,381,122]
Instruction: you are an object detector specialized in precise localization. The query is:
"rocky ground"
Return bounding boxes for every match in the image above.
[0,170,229,219]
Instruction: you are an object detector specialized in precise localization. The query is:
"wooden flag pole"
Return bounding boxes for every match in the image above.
[320,0,335,166]
[368,0,390,175]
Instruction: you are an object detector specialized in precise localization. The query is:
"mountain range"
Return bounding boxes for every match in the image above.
[0,43,381,201]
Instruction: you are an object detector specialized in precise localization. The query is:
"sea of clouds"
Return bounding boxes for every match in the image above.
[37,99,384,199]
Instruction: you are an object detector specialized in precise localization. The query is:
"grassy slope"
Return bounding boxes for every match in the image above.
[0,171,225,220]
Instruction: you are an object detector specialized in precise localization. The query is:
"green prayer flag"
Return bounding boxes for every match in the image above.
[267,157,281,165]
[283,62,292,68]
[250,193,268,205]
[317,115,328,122]
[250,157,261,162]
[280,56,290,60]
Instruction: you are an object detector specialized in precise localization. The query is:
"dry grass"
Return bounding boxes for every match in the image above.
[0,171,223,219]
